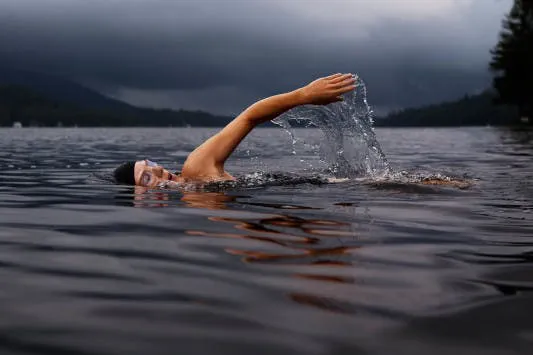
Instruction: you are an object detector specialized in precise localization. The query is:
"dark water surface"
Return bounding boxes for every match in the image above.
[1,127,532,355]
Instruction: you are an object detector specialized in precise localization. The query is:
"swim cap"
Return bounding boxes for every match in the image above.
[113,161,136,185]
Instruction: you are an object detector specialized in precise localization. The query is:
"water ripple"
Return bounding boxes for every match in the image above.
[0,127,532,354]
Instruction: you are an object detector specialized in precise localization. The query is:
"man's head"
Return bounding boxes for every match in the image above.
[113,161,136,185]
[113,160,179,187]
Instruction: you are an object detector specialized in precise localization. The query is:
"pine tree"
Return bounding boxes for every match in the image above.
[490,0,533,122]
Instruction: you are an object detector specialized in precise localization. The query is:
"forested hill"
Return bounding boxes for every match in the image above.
[0,68,236,127]
[1,85,522,128]
[0,84,234,127]
[376,91,521,127]
[0,68,524,127]
[0,68,134,111]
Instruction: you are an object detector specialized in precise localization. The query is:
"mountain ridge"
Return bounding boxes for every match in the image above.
[0,68,524,127]
[376,91,520,126]
[0,68,235,127]
[0,68,135,111]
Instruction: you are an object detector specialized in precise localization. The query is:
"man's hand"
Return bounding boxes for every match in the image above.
[299,73,356,105]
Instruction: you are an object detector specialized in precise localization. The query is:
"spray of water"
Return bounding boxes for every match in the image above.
[272,75,391,178]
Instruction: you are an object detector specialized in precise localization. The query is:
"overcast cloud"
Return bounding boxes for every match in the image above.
[0,0,512,115]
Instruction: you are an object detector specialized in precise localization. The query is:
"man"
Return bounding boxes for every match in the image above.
[113,73,357,187]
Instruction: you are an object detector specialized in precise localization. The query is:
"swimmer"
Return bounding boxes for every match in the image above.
[113,73,357,187]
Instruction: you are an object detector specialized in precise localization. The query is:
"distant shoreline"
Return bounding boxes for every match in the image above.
[1,73,529,128]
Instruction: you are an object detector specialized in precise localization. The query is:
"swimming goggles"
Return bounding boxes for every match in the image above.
[140,159,173,187]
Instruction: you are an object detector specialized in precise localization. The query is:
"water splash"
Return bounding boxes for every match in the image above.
[272,75,391,178]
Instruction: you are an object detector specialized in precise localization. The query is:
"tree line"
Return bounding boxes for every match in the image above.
[380,0,531,126]
[490,0,532,121]
[376,91,518,127]
[0,85,233,127]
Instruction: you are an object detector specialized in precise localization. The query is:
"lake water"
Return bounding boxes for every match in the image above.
[0,127,532,355]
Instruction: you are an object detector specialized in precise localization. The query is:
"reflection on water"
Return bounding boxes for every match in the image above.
[132,186,239,209]
[131,187,361,314]
[499,126,533,146]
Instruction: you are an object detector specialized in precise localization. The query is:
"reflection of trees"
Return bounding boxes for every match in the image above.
[497,127,533,147]
[130,187,365,314]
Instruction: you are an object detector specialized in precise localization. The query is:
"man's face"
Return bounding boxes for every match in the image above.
[134,160,178,188]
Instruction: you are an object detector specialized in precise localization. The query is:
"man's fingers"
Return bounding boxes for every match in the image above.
[333,85,356,95]
[326,73,343,80]
[329,73,354,84]
[331,77,356,88]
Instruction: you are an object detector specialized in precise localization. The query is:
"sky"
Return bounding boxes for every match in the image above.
[0,0,513,115]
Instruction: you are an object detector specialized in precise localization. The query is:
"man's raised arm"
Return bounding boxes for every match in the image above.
[180,73,356,179]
